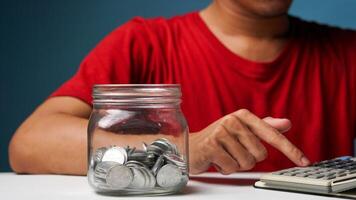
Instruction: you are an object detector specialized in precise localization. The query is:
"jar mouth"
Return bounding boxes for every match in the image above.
[93,84,182,106]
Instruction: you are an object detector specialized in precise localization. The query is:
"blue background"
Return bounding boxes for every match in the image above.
[1,0,356,172]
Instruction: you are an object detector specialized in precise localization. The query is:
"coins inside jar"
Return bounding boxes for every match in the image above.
[91,138,188,191]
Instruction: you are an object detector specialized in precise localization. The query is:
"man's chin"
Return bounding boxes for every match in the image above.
[257,11,289,18]
[241,0,292,18]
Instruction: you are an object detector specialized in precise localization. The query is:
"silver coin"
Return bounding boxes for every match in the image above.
[91,138,186,191]
[106,164,133,189]
[156,164,183,188]
[133,149,146,154]
[125,146,136,156]
[151,155,165,176]
[163,153,184,164]
[140,167,156,188]
[125,160,149,169]
[146,153,157,165]
[94,176,107,184]
[181,174,189,185]
[101,146,127,164]
[128,167,146,188]
[93,147,107,163]
[155,138,179,154]
[90,147,107,169]
[128,152,148,161]
[94,161,118,179]
[147,144,164,155]
[136,154,156,168]
[163,153,187,170]
[152,140,170,152]
[147,170,156,188]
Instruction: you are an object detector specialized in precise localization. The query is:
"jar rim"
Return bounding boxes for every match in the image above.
[93,84,182,106]
[94,84,180,88]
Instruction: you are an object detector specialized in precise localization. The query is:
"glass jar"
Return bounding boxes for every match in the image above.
[87,84,189,195]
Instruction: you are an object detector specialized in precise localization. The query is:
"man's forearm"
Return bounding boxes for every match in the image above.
[9,113,89,175]
[9,112,184,175]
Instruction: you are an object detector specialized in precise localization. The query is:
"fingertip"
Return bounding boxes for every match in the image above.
[300,156,311,166]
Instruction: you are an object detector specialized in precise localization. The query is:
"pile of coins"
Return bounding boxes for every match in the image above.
[90,138,188,191]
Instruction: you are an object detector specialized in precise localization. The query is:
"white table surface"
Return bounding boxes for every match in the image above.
[0,172,341,200]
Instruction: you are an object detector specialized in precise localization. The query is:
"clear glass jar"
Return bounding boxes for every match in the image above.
[87,84,189,195]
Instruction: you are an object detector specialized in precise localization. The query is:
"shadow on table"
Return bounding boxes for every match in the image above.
[190,176,257,186]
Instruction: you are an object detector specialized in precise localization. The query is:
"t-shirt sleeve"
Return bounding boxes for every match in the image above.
[50,17,153,105]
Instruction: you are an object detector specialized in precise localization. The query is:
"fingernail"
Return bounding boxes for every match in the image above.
[301,156,310,166]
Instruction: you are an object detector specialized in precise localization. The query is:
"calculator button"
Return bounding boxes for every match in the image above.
[347,170,356,174]
[316,169,330,173]
[272,170,288,175]
[329,169,342,173]
[346,166,356,170]
[325,164,337,168]
[335,169,347,173]
[295,173,308,177]
[308,174,325,179]
[344,163,354,167]
[322,176,336,180]
[282,172,298,176]
[323,172,336,176]
[313,161,330,167]
[295,169,310,174]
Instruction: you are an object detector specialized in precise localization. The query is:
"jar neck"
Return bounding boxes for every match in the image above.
[92,84,182,108]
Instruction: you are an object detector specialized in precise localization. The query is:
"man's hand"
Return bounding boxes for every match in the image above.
[189,109,310,174]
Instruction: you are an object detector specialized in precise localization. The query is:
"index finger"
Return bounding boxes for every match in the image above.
[233,109,310,166]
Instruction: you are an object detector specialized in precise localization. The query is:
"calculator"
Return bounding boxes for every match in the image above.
[254,156,356,195]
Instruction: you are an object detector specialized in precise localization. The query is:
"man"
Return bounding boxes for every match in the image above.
[8,0,356,175]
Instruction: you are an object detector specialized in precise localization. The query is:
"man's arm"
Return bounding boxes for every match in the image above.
[8,96,185,175]
[9,97,91,175]
[9,97,310,175]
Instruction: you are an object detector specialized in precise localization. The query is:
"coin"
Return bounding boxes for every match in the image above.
[125,146,136,156]
[163,152,187,171]
[93,147,107,165]
[151,155,165,176]
[155,138,179,155]
[94,161,118,179]
[128,167,146,189]
[101,146,127,164]
[140,167,156,188]
[125,160,149,168]
[156,164,183,188]
[91,138,188,191]
[94,176,107,184]
[147,143,164,155]
[128,151,148,161]
[106,164,133,189]
[164,153,184,165]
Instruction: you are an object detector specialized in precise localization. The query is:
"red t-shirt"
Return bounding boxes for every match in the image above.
[51,12,356,171]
